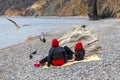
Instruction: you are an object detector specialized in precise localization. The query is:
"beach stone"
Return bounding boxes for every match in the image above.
[24,36,34,42]
[59,26,101,56]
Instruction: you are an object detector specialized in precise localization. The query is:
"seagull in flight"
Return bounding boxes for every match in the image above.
[6,18,21,30]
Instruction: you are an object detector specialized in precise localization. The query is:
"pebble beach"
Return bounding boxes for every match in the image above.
[0,18,120,80]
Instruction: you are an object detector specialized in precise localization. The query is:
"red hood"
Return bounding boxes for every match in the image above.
[75,42,83,51]
[51,38,59,47]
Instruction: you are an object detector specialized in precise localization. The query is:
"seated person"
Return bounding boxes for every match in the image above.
[64,42,85,62]
[34,38,67,67]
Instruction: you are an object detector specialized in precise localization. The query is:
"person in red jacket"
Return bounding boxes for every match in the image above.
[34,38,67,67]
[47,38,67,66]
[64,42,85,62]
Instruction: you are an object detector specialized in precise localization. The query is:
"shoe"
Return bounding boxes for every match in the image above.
[34,62,40,67]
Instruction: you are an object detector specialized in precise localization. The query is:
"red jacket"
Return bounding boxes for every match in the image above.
[47,46,67,66]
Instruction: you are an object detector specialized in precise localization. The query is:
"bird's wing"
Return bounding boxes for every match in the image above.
[22,24,31,27]
[7,18,21,29]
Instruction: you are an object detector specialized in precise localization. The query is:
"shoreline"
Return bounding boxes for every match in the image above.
[0,26,72,51]
[0,16,88,18]
[0,16,88,50]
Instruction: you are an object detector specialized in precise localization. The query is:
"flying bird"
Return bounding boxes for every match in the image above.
[6,18,21,30]
[39,32,46,43]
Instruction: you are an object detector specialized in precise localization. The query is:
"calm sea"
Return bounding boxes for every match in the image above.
[0,16,89,49]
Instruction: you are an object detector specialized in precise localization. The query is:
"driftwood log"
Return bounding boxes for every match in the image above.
[59,26,101,56]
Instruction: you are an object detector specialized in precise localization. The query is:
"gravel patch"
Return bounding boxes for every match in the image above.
[0,18,120,80]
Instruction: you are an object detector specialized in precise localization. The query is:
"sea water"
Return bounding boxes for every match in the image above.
[0,16,89,49]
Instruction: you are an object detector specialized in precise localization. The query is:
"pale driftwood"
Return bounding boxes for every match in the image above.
[59,26,102,56]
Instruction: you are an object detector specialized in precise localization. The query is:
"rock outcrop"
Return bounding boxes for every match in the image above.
[88,0,120,19]
[24,0,88,16]
[0,0,88,16]
[59,26,101,56]
[0,0,37,16]
[88,0,98,20]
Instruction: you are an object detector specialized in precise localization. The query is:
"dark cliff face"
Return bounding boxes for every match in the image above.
[0,0,37,16]
[1,0,120,18]
[88,0,120,18]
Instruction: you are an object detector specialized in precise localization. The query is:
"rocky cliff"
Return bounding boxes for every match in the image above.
[0,0,88,16]
[96,0,120,18]
[1,0,120,18]
[24,0,88,16]
[0,0,37,16]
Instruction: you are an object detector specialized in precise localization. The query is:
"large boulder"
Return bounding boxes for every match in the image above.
[59,26,101,56]
[88,0,120,19]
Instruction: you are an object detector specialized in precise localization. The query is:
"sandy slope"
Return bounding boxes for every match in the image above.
[0,18,120,80]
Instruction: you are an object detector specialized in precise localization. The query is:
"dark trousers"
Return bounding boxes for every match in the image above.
[64,46,74,59]
[39,56,47,64]
[39,46,74,63]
